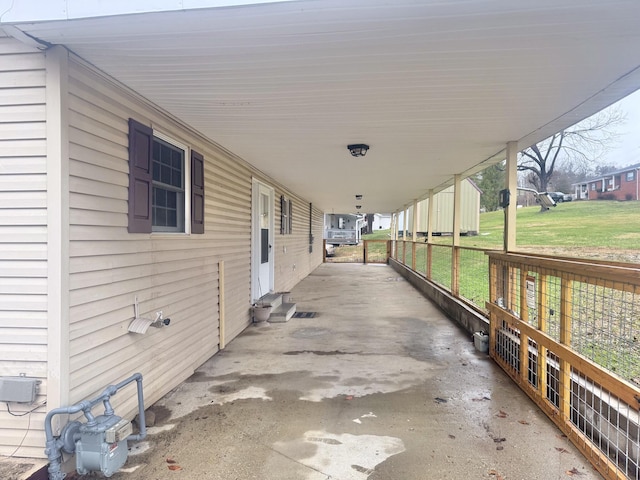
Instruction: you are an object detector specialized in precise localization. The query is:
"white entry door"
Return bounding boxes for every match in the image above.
[252,180,274,302]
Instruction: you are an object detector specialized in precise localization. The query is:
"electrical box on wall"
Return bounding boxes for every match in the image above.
[0,376,39,403]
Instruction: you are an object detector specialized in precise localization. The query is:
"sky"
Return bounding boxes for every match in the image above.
[599,88,640,167]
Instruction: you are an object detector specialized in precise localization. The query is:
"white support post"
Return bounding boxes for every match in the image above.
[46,46,70,426]
[452,174,461,247]
[505,141,518,252]
[403,205,409,240]
[426,190,434,244]
[412,199,418,241]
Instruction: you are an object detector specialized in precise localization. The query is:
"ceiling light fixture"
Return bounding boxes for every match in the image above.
[356,205,362,210]
[347,144,369,157]
[355,194,363,200]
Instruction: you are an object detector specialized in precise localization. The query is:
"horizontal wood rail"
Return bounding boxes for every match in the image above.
[487,252,640,480]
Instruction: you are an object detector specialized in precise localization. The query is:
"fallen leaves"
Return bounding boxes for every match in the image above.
[518,420,530,425]
[555,447,570,454]
[167,458,182,471]
[495,410,508,418]
[472,396,491,402]
[566,467,584,476]
[489,469,505,480]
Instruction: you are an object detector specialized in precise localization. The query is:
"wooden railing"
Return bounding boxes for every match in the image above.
[390,240,640,478]
[363,239,391,264]
[487,252,640,480]
[391,240,493,313]
[323,239,390,264]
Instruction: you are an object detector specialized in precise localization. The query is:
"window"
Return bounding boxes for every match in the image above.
[626,171,635,182]
[590,183,596,191]
[280,195,293,234]
[152,137,185,232]
[128,118,205,234]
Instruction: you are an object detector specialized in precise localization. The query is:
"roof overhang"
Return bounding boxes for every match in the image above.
[3,0,640,213]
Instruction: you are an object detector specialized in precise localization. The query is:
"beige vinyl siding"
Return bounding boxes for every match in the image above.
[0,32,48,457]
[67,58,223,416]
[274,192,324,292]
[65,52,322,422]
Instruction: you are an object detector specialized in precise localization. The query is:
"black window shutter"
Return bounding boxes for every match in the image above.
[191,150,205,234]
[128,118,153,233]
[280,195,286,234]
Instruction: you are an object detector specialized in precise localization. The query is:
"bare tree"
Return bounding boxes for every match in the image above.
[518,108,626,192]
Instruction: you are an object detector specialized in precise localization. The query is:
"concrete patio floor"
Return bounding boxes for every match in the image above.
[76,264,601,479]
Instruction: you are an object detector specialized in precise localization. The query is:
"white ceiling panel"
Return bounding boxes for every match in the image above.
[5,0,640,213]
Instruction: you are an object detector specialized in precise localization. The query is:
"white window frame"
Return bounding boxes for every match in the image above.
[151,130,191,234]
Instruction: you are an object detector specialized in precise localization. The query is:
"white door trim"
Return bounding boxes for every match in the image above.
[251,178,275,303]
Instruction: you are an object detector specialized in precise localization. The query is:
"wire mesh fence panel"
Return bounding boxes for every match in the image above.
[570,368,640,479]
[546,351,561,409]
[404,242,414,268]
[570,280,640,387]
[364,240,389,264]
[430,244,452,290]
[527,338,538,389]
[494,318,521,376]
[399,241,408,265]
[458,247,490,311]
[540,274,562,342]
[325,244,364,263]
[414,243,428,276]
[488,252,640,480]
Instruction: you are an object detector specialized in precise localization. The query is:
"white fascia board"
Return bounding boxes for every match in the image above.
[0,0,298,23]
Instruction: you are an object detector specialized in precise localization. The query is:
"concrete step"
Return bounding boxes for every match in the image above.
[258,293,282,310]
[269,302,296,323]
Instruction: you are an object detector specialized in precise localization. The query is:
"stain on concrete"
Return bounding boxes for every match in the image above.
[283,350,357,356]
[290,327,332,338]
[306,436,342,445]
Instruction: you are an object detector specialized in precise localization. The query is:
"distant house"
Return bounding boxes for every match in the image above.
[370,213,392,231]
[324,214,365,245]
[573,163,640,201]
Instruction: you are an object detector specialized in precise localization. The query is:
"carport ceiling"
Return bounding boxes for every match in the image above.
[7,0,640,213]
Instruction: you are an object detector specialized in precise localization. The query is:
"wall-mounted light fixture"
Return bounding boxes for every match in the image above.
[355,194,363,200]
[347,144,369,157]
[355,205,362,210]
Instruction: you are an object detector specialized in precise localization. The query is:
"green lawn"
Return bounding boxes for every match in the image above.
[366,200,640,259]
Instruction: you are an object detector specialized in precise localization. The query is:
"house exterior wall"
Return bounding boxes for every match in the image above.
[274,192,324,292]
[0,33,48,457]
[65,55,323,416]
[586,169,639,201]
[324,214,361,245]
[372,214,391,231]
[0,43,323,458]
